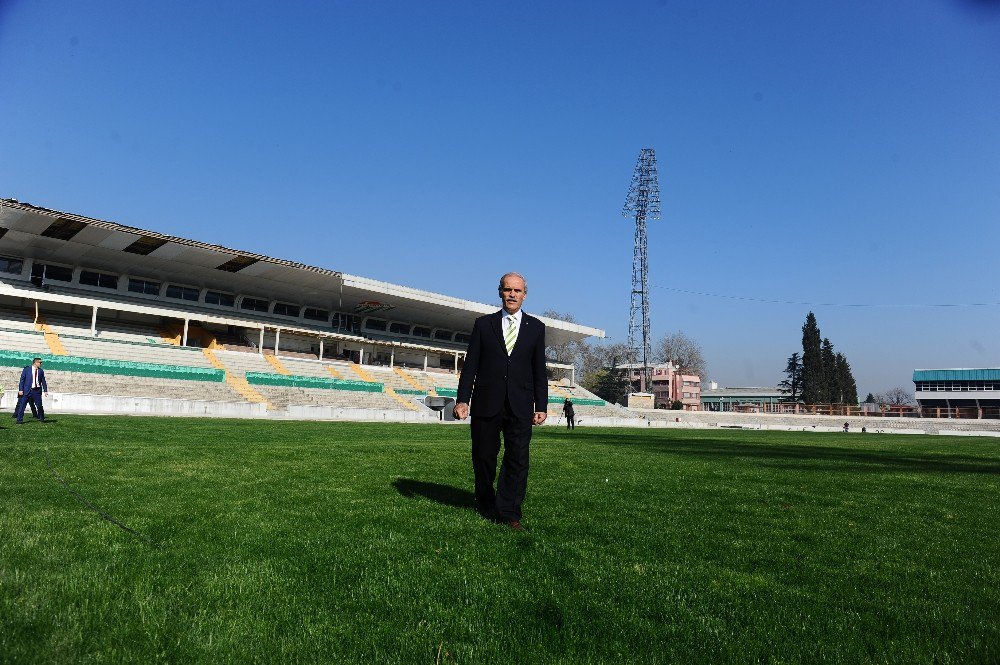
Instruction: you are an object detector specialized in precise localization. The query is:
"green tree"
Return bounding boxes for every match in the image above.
[800,312,823,404]
[835,353,859,405]
[778,352,803,402]
[579,342,634,391]
[820,338,837,403]
[590,361,632,406]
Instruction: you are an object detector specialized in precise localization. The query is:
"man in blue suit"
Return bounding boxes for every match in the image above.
[454,273,548,531]
[15,357,48,424]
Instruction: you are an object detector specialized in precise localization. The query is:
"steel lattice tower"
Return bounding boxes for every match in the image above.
[622,148,661,392]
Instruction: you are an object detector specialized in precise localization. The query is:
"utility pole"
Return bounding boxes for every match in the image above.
[622,148,661,392]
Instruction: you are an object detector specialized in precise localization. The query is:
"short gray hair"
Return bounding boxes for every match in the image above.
[498,272,528,293]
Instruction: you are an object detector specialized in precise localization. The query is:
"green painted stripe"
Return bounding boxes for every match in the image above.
[434,387,458,397]
[245,372,384,392]
[548,396,605,406]
[0,349,224,382]
[395,388,427,396]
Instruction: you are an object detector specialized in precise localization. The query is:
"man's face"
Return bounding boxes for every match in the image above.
[499,276,526,314]
[33,360,42,369]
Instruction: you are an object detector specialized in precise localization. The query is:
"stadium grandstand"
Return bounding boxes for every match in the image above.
[0,198,633,422]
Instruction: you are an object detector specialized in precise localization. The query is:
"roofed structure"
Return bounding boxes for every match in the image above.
[0,198,604,375]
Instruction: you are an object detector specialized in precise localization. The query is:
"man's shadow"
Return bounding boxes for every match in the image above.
[393,478,474,510]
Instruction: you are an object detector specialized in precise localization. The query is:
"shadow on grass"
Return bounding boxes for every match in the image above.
[393,478,474,509]
[555,430,1000,475]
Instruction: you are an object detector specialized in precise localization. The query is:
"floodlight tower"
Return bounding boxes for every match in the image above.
[622,148,661,392]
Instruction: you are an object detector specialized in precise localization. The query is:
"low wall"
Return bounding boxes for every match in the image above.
[632,409,1000,436]
[284,404,439,423]
[6,390,1000,435]
[1,391,267,419]
[542,415,644,428]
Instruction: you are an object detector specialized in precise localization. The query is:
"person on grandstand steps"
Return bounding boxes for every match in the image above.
[14,357,48,424]
[453,272,547,532]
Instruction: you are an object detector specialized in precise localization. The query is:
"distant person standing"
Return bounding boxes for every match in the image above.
[15,357,48,424]
[563,398,575,430]
[454,273,548,531]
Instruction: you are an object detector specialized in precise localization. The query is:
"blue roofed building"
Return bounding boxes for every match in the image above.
[913,368,1000,419]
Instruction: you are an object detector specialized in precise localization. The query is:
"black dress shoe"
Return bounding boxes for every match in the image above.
[506,520,525,532]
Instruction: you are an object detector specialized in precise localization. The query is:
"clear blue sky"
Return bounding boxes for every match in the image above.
[1,1,998,397]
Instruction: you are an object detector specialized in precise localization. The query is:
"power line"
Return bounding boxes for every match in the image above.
[651,285,1000,309]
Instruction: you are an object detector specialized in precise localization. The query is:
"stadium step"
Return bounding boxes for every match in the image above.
[264,354,291,375]
[549,383,571,399]
[202,348,272,408]
[326,365,344,379]
[383,386,420,411]
[393,366,434,395]
[31,311,67,356]
[346,362,378,383]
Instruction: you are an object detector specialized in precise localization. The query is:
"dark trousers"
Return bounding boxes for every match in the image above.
[11,395,38,419]
[470,398,532,521]
[566,414,575,429]
[15,389,45,423]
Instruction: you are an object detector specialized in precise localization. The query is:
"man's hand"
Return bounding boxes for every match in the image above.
[533,411,547,425]
[453,402,470,420]
[17,390,23,396]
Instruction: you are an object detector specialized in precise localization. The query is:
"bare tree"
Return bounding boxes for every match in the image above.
[541,310,581,364]
[879,387,915,406]
[653,331,708,380]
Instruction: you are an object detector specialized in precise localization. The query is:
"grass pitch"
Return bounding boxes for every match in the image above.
[2,416,999,663]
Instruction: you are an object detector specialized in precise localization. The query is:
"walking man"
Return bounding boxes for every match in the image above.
[15,357,48,424]
[454,273,548,531]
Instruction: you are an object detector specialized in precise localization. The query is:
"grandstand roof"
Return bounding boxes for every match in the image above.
[0,199,604,347]
[913,369,1000,382]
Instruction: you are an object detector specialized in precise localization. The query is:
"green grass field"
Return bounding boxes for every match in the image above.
[2,416,999,663]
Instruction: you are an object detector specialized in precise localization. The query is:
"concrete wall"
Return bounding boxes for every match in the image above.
[1,391,268,419]
[633,409,1000,436]
[284,404,439,423]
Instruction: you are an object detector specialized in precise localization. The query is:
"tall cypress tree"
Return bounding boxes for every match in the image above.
[835,352,859,405]
[800,312,823,404]
[820,338,837,404]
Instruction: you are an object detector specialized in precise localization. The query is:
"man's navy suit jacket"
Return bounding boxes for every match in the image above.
[456,310,548,419]
[18,365,48,393]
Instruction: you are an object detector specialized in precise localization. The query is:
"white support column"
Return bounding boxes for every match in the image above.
[259,327,265,353]
[274,328,281,355]
[454,351,459,373]
[318,338,324,360]
[182,318,190,347]
[390,347,395,368]
[91,306,98,337]
[359,346,365,365]
[423,353,428,372]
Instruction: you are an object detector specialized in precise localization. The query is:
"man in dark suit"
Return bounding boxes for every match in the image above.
[454,273,548,531]
[15,357,48,424]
